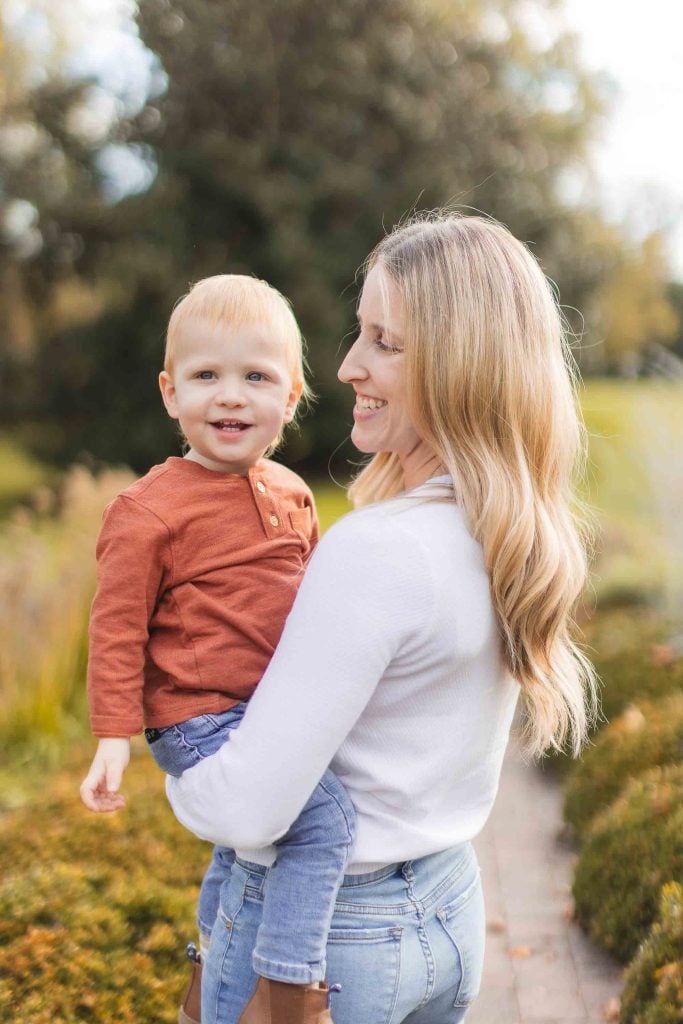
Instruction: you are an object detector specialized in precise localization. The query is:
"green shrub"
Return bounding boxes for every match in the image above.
[547,609,682,776]
[620,882,683,1024]
[0,749,207,1023]
[585,609,683,727]
[572,764,683,963]
[564,694,683,837]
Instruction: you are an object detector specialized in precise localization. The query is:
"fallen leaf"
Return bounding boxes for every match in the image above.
[601,996,620,1021]
[487,915,507,933]
[509,945,532,959]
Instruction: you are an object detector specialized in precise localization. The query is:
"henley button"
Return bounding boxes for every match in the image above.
[269,514,279,527]
[256,481,266,493]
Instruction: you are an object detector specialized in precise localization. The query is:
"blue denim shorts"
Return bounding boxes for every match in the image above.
[144,703,248,777]
[202,843,485,1024]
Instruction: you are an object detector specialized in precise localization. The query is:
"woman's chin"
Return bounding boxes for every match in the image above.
[350,428,379,455]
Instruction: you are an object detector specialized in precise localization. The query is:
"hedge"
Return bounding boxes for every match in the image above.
[563,693,683,838]
[0,749,206,1023]
[572,764,683,963]
[620,882,683,1024]
[586,610,683,728]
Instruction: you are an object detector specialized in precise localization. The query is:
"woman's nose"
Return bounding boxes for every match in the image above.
[338,339,367,384]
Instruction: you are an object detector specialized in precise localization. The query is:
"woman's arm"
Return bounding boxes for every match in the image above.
[166,511,433,849]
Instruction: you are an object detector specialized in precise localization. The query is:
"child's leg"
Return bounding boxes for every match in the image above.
[197,845,235,958]
[146,704,248,944]
[251,768,356,983]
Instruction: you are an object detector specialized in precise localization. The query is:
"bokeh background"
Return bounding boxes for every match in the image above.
[1,2,682,1021]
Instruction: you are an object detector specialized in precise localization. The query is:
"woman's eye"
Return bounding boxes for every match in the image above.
[246,371,265,382]
[375,336,401,354]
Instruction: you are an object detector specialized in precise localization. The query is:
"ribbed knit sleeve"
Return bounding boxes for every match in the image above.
[166,510,434,850]
[88,496,172,736]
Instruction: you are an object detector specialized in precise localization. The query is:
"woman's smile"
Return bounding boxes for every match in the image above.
[353,393,388,417]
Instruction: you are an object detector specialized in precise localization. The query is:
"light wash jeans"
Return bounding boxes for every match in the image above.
[145,704,356,982]
[202,843,486,1024]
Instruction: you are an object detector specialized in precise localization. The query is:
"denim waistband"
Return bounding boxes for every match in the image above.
[234,842,476,915]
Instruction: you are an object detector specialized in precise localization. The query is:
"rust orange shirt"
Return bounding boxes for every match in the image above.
[87,456,318,737]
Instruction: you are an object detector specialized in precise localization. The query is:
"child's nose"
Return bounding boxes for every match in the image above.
[216,381,246,406]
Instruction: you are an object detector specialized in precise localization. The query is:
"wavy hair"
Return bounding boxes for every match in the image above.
[349,213,597,758]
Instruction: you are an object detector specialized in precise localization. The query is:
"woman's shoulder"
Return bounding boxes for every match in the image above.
[317,490,465,570]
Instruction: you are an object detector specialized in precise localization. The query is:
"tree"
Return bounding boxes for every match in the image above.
[586,232,679,373]
[5,0,679,471]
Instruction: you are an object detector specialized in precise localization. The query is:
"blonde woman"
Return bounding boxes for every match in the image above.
[167,212,596,1024]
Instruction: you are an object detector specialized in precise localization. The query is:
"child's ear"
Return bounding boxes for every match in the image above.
[282,380,303,425]
[159,371,179,420]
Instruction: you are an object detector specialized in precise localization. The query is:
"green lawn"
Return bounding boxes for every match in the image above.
[580,379,683,608]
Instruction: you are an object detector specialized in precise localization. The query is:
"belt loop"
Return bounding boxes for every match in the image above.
[401,860,415,882]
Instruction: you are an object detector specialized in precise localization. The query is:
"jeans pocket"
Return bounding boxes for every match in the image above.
[435,874,486,1008]
[146,724,202,777]
[326,924,403,1024]
[146,707,247,776]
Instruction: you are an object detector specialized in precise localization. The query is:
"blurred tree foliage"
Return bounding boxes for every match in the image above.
[667,282,683,361]
[0,0,679,473]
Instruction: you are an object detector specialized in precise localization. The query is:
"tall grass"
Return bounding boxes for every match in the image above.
[0,467,134,795]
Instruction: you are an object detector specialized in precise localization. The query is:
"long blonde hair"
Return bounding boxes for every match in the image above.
[349,212,597,758]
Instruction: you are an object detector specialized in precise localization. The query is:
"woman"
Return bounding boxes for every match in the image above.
[167,212,597,1024]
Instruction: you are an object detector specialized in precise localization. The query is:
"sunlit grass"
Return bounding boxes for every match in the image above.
[310,479,352,532]
[0,466,134,802]
[0,434,53,518]
[580,379,683,610]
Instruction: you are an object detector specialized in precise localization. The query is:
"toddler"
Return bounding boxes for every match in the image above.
[80,275,353,1024]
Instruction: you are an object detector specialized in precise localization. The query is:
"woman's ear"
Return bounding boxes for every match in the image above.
[282,379,304,424]
[159,371,179,420]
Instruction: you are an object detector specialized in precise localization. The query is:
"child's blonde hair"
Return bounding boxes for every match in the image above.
[349,211,598,759]
[165,275,312,418]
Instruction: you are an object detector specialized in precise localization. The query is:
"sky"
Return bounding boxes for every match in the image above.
[559,0,683,275]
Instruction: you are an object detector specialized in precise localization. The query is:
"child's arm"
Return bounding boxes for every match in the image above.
[80,737,130,812]
[82,494,170,812]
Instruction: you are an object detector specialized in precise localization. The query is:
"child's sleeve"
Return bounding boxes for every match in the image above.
[87,495,171,737]
[305,487,320,553]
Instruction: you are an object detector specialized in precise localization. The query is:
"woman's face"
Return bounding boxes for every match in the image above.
[338,265,439,485]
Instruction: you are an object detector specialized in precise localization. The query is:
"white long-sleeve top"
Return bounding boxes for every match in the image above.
[166,478,520,873]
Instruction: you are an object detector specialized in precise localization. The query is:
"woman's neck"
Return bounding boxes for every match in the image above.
[399,444,445,492]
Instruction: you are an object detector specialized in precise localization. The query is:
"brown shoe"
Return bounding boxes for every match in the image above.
[178,943,202,1024]
[237,977,341,1024]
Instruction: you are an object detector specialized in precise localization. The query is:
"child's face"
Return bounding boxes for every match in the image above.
[159,318,302,475]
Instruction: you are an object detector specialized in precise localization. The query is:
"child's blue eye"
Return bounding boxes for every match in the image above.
[196,370,215,380]
[246,372,265,382]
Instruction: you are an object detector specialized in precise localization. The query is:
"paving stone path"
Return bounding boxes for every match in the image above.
[469,739,623,1024]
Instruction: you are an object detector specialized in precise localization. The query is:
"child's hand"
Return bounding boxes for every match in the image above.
[80,738,130,812]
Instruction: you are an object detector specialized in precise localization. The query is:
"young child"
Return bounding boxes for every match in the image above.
[80,275,353,1024]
